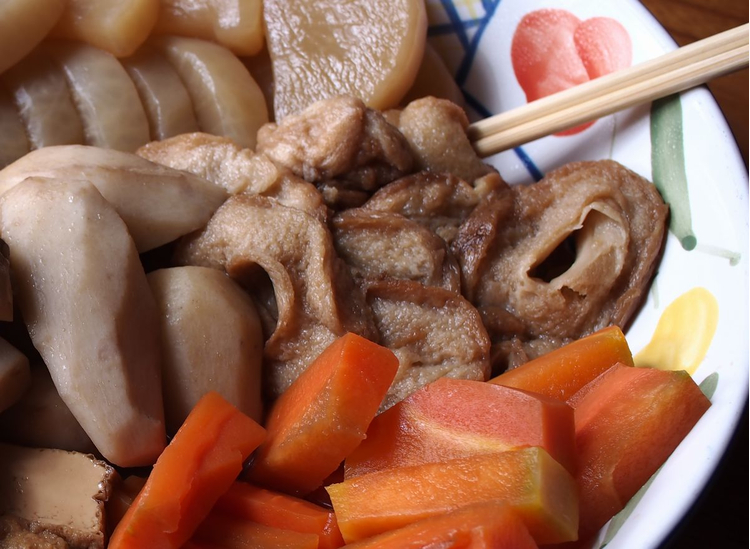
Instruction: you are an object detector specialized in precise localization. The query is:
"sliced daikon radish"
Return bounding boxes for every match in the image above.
[402,43,465,107]
[2,49,85,149]
[51,0,159,58]
[241,48,274,121]
[154,36,268,150]
[264,0,427,120]
[0,89,29,169]
[45,40,151,152]
[154,0,264,57]
[122,45,199,141]
[0,0,66,75]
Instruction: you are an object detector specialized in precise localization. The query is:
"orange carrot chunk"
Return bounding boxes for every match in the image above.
[248,332,399,495]
[215,482,344,549]
[194,512,319,549]
[570,364,710,539]
[488,325,633,401]
[109,391,266,549]
[182,541,227,549]
[328,447,578,545]
[345,377,576,477]
[343,501,539,549]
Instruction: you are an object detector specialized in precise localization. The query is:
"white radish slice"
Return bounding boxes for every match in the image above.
[51,0,159,58]
[154,36,268,150]
[0,0,66,75]
[263,0,427,120]
[122,45,199,141]
[2,49,85,149]
[0,89,29,169]
[240,48,274,121]
[45,40,151,152]
[402,43,465,108]
[154,0,264,57]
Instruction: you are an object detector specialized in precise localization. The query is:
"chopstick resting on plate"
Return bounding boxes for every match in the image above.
[468,23,749,157]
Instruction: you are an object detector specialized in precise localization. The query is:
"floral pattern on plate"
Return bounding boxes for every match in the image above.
[424,1,749,548]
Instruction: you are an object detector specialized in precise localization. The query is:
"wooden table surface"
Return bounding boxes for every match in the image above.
[640,0,748,164]
[635,4,748,548]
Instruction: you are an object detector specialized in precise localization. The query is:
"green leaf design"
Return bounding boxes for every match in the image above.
[651,95,696,251]
[698,372,719,400]
[600,469,660,547]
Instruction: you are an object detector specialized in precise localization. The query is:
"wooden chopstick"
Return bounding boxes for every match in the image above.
[469,23,749,157]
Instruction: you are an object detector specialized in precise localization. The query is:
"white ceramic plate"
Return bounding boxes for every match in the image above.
[425,1,749,547]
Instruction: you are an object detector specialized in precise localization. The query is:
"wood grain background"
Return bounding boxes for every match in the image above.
[637,2,748,548]
[640,0,748,164]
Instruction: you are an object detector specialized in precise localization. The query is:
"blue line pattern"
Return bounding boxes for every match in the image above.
[429,0,544,181]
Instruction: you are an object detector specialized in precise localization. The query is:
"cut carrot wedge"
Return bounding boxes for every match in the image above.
[215,482,344,549]
[182,541,229,549]
[327,447,578,545]
[570,364,710,539]
[489,326,633,401]
[345,377,576,477]
[194,512,319,549]
[343,501,539,549]
[109,392,266,549]
[248,332,399,496]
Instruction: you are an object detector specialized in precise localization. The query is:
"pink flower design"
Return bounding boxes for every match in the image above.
[511,9,632,135]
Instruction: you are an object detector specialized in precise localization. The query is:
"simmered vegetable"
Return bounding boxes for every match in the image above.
[263,0,427,120]
[51,0,159,58]
[0,0,66,74]
[569,363,711,540]
[0,145,228,253]
[342,502,538,549]
[1,49,86,149]
[45,40,151,151]
[345,377,576,477]
[489,325,634,401]
[215,482,345,549]
[154,0,264,56]
[0,177,166,467]
[195,513,319,549]
[109,392,266,549]
[148,266,264,432]
[327,447,578,545]
[0,88,29,169]
[153,35,268,149]
[122,45,200,140]
[249,333,399,496]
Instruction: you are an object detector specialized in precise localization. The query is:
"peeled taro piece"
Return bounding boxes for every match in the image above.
[174,192,378,399]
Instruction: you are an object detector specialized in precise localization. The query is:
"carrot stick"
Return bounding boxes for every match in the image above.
[327,447,578,545]
[248,332,399,495]
[570,364,711,539]
[194,512,319,549]
[109,391,266,549]
[488,325,633,401]
[345,378,576,477]
[215,482,344,549]
[182,541,227,549]
[342,502,539,549]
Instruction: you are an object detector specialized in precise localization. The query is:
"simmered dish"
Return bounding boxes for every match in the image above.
[0,1,681,548]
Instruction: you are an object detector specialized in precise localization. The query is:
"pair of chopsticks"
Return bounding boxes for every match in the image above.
[468,23,749,157]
